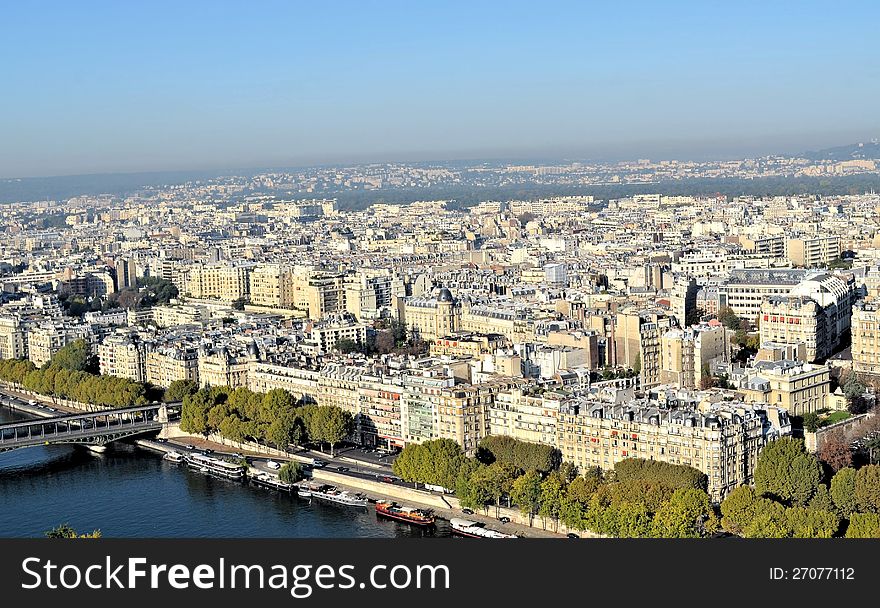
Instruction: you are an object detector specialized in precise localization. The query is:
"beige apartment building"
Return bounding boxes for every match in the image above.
[185,262,251,303]
[488,388,562,446]
[197,347,250,389]
[306,319,368,355]
[246,362,320,403]
[0,316,27,360]
[98,332,148,382]
[434,377,528,455]
[286,270,346,319]
[400,288,461,341]
[249,263,297,308]
[852,299,880,376]
[613,309,675,388]
[429,333,506,358]
[146,345,200,388]
[786,235,841,267]
[27,322,93,367]
[739,360,831,415]
[555,400,771,501]
[660,322,726,389]
[759,297,832,362]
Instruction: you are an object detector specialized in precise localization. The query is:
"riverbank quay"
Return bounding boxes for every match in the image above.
[0,394,592,538]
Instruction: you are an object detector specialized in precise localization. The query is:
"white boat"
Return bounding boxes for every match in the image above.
[310,485,369,507]
[163,451,184,463]
[250,472,292,492]
[297,486,312,498]
[450,518,517,539]
[185,453,246,480]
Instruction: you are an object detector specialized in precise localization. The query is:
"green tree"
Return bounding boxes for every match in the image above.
[334,338,361,354]
[742,503,790,538]
[482,462,516,516]
[278,461,304,484]
[310,406,353,456]
[392,439,469,490]
[614,458,708,491]
[801,412,820,433]
[807,485,837,514]
[854,464,880,513]
[720,486,760,535]
[784,507,839,538]
[651,488,718,538]
[164,379,199,402]
[49,339,98,373]
[538,472,568,531]
[845,512,880,538]
[45,524,102,538]
[754,438,822,505]
[180,389,214,437]
[831,467,858,517]
[615,502,653,537]
[478,435,560,474]
[632,352,641,376]
[267,413,296,452]
[218,415,246,444]
[511,470,543,524]
[843,372,866,403]
[717,306,742,331]
[455,466,494,513]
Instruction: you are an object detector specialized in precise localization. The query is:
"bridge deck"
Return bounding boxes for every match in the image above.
[0,403,174,452]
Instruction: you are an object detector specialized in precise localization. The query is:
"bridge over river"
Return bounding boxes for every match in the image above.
[0,404,177,453]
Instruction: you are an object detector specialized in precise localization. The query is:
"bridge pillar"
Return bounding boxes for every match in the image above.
[158,404,169,424]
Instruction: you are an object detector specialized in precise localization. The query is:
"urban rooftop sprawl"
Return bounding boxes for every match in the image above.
[4,147,880,538]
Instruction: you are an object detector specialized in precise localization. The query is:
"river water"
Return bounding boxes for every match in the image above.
[0,407,451,538]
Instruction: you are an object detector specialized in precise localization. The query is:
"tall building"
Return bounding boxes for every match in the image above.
[98,332,148,382]
[249,264,296,308]
[344,269,405,321]
[543,263,568,286]
[185,262,251,303]
[289,269,346,319]
[27,322,93,367]
[117,257,138,290]
[400,288,461,341]
[786,236,841,267]
[738,360,831,415]
[146,344,200,389]
[852,300,880,376]
[758,273,856,362]
[0,316,27,360]
[613,309,676,388]
[488,388,562,445]
[555,399,786,501]
[660,322,726,389]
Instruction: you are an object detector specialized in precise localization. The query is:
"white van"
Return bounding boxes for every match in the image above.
[266,460,281,470]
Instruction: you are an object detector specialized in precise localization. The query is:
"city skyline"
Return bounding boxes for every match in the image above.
[2,1,880,177]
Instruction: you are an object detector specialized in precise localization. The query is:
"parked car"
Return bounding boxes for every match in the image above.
[186,444,196,450]
[567,533,580,539]
[498,516,511,524]
[376,474,394,483]
[311,459,328,468]
[336,466,350,472]
[461,508,474,515]
[266,460,281,470]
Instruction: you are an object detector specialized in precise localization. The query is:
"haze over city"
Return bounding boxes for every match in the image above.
[7,0,880,561]
[2,0,879,178]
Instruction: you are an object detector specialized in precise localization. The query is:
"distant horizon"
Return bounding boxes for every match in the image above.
[2,135,879,182]
[3,2,879,179]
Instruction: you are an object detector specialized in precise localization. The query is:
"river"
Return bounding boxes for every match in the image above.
[0,407,451,538]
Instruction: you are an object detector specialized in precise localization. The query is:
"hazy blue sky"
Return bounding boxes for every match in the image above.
[1,1,878,177]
